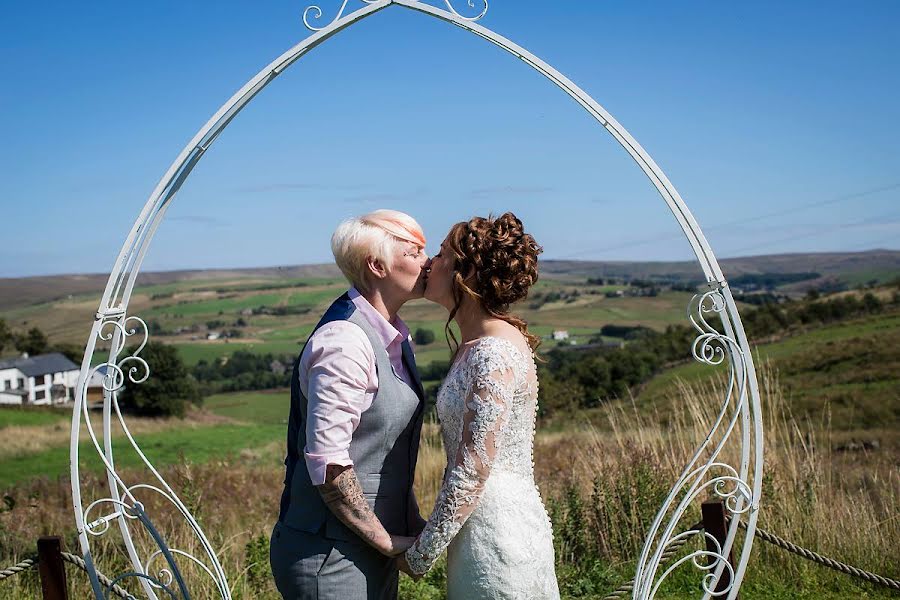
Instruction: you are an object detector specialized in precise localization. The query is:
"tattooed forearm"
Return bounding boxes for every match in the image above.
[317,465,394,554]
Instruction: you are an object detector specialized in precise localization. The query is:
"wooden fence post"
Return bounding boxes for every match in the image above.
[701,500,737,598]
[37,536,69,600]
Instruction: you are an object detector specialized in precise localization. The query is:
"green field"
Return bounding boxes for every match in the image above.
[173,340,306,366]
[0,422,282,488]
[1,290,898,599]
[634,308,900,429]
[204,390,290,425]
[0,406,70,428]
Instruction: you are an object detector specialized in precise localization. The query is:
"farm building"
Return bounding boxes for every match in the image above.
[0,352,79,405]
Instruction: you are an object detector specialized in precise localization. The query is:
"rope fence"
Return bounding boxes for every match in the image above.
[0,549,133,599]
[601,521,704,600]
[738,520,900,591]
[0,557,36,581]
[2,506,898,599]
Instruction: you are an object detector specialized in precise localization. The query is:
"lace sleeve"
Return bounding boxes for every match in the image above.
[405,341,516,575]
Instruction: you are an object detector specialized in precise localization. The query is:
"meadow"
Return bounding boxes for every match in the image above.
[0,363,896,598]
[1,265,898,598]
[2,274,699,369]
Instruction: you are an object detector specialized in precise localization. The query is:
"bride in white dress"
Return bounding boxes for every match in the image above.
[399,213,560,599]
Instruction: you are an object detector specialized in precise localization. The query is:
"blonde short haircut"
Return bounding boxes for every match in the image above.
[331,209,426,291]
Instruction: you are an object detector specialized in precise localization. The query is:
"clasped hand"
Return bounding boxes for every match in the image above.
[387,535,422,580]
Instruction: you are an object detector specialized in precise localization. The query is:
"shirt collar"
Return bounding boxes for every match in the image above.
[348,287,409,348]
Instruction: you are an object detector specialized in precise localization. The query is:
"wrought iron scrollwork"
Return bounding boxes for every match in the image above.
[302,0,489,31]
[72,311,231,599]
[633,282,759,599]
[302,0,381,31]
[72,4,761,598]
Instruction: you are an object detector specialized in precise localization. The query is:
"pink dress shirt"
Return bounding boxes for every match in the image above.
[300,287,416,485]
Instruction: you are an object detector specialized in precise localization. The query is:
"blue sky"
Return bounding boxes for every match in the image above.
[1,0,898,277]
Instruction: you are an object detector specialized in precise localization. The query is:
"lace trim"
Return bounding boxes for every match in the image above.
[406,336,539,575]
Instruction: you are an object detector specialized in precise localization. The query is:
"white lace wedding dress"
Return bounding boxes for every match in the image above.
[406,336,560,599]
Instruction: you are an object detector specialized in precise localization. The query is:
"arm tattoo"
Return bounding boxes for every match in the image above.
[318,465,391,552]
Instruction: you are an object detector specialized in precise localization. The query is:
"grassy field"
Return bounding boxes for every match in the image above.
[174,340,306,367]
[0,272,706,370]
[0,366,896,598]
[0,406,70,428]
[1,267,898,597]
[204,390,289,425]
[634,307,900,429]
[0,422,283,489]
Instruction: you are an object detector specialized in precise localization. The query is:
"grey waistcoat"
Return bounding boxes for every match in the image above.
[278,292,425,540]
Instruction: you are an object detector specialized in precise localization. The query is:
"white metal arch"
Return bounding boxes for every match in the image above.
[70,2,763,598]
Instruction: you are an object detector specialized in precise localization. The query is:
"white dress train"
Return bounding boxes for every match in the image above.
[406,336,560,599]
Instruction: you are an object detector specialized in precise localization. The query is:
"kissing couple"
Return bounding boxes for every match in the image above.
[270,209,560,599]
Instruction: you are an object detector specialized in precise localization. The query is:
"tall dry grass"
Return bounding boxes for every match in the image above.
[0,362,897,598]
[541,361,899,593]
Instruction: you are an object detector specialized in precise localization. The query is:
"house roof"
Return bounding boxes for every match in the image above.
[0,353,79,377]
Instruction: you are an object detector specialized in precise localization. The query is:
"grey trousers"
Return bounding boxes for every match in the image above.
[269,521,399,600]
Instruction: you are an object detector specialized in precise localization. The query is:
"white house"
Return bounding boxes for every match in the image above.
[552,330,570,341]
[0,353,80,405]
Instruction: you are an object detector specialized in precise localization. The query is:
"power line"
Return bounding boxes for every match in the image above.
[558,182,900,258]
[726,210,900,255]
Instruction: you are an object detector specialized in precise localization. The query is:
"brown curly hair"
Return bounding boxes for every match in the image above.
[443,212,543,354]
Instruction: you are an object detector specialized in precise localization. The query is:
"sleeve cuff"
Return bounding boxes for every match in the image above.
[304,451,354,485]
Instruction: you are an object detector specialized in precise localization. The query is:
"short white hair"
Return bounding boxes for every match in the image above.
[331,209,426,291]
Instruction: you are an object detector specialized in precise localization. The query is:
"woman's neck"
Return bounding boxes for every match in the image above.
[453,300,492,344]
[361,287,400,323]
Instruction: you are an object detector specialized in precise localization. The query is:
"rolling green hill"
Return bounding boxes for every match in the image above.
[633,307,900,430]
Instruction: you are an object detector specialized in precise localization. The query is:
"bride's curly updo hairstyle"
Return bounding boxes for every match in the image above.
[444,212,543,353]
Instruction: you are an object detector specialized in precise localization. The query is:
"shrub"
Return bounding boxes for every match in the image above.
[117,342,202,417]
[414,328,436,345]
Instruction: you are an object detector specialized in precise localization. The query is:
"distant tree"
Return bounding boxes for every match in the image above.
[862,292,882,313]
[418,360,450,382]
[0,318,11,354]
[117,342,201,417]
[536,376,584,417]
[51,342,85,364]
[17,327,48,356]
[414,328,436,345]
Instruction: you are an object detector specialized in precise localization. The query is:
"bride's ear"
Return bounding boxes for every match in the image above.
[366,255,388,280]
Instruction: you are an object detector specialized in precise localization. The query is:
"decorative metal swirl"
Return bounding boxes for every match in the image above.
[302,0,488,31]
[651,530,737,598]
[633,282,759,599]
[72,5,761,598]
[72,311,231,599]
[303,0,380,31]
[433,0,488,21]
[104,573,180,600]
